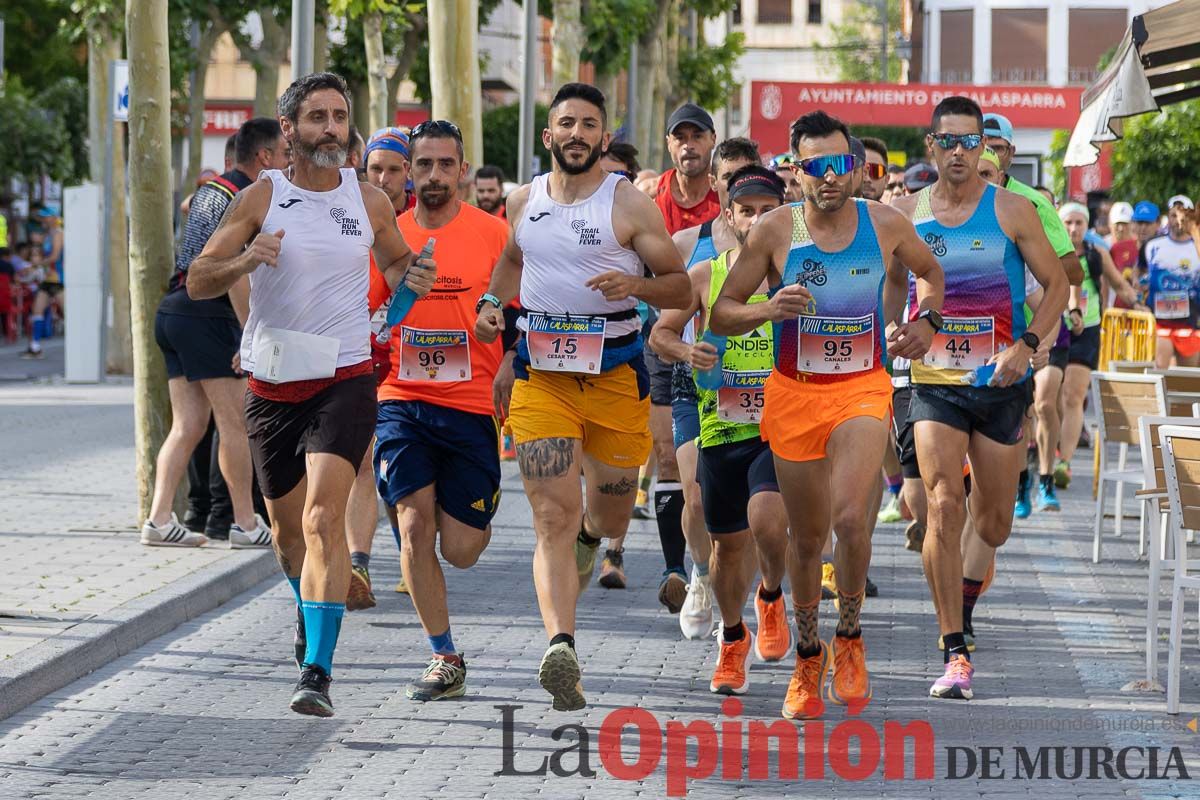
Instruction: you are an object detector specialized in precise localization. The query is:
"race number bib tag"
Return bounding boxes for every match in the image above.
[526,312,606,374]
[1155,290,1189,320]
[399,327,471,382]
[717,369,769,424]
[797,314,875,374]
[924,316,994,371]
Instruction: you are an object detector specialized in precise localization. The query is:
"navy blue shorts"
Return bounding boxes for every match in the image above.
[672,398,700,449]
[374,400,502,531]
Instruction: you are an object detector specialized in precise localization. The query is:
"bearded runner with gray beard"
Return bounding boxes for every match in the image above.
[474,82,691,711]
[188,72,438,718]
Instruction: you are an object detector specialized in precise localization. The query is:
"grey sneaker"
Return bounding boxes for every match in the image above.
[141,513,207,547]
[229,514,272,548]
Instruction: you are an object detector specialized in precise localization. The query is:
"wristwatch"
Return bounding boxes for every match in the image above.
[475,293,502,314]
[1020,331,1041,350]
[916,308,944,332]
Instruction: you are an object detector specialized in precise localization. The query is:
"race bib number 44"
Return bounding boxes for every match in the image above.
[797,314,875,374]
[526,312,606,374]
[924,316,994,371]
[399,327,471,382]
[718,369,769,424]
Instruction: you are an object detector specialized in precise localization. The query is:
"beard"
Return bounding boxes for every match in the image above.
[418,182,453,209]
[477,194,502,213]
[294,133,348,169]
[551,139,602,175]
[805,183,851,213]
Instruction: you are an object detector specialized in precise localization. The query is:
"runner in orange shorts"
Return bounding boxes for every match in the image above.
[710,110,945,720]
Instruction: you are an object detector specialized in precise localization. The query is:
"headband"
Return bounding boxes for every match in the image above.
[364,127,410,162]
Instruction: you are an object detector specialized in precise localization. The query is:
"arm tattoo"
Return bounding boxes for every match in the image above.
[516,438,576,480]
[597,477,636,496]
[212,190,246,235]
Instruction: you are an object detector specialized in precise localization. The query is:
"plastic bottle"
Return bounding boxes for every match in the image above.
[961,363,997,388]
[384,237,436,330]
[694,331,728,390]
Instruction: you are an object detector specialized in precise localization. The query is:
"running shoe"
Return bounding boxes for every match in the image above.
[1014,485,1032,519]
[828,635,871,707]
[597,549,626,589]
[229,514,272,549]
[1053,458,1071,489]
[294,605,306,671]
[936,630,977,652]
[140,514,207,547]
[929,653,974,700]
[679,567,714,639]
[753,589,790,662]
[658,569,688,614]
[406,654,467,701]
[394,574,410,594]
[632,487,653,519]
[1036,482,1061,512]
[20,346,44,359]
[346,564,377,611]
[877,495,903,523]
[710,626,754,695]
[865,574,879,598]
[820,562,837,600]
[904,520,925,553]
[538,642,586,711]
[576,535,601,591]
[782,641,830,720]
[290,665,334,717]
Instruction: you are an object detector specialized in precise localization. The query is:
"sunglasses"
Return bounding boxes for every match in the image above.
[886,181,905,191]
[930,133,983,151]
[613,170,635,182]
[797,154,856,178]
[864,162,887,180]
[410,119,463,141]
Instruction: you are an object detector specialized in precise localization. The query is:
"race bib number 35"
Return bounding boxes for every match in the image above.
[399,327,471,382]
[924,316,994,371]
[526,312,606,374]
[717,369,769,424]
[797,314,875,374]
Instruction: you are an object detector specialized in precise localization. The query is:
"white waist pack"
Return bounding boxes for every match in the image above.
[251,326,340,383]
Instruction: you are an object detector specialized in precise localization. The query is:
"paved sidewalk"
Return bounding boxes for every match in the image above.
[1,444,1198,798]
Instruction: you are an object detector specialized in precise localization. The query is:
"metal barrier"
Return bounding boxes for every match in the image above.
[1095,309,1157,495]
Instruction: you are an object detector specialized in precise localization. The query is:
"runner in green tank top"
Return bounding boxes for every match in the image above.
[651,165,793,697]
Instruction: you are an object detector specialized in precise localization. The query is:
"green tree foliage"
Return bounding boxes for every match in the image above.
[848,124,928,164]
[576,0,658,77]
[678,33,745,112]
[481,103,551,180]
[0,80,79,187]
[1109,101,1200,205]
[3,1,88,92]
[820,0,904,83]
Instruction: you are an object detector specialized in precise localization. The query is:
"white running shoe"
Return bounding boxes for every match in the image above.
[141,513,207,547]
[230,514,272,549]
[679,567,715,640]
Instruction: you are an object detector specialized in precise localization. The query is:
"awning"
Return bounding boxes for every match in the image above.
[1065,0,1200,167]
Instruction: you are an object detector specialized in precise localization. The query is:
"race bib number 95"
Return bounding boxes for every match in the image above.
[526,312,606,374]
[797,314,875,374]
[399,327,471,382]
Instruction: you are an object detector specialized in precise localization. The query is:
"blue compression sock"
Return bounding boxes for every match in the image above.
[428,627,456,656]
[287,576,302,605]
[31,318,44,344]
[300,601,345,675]
[695,561,710,578]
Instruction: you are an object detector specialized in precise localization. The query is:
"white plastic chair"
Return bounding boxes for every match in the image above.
[1158,425,1200,714]
[1091,372,1167,563]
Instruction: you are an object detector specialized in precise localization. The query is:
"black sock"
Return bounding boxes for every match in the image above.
[577,522,602,548]
[757,583,783,602]
[942,631,969,663]
[653,485,686,573]
[1018,469,1030,492]
[549,633,575,650]
[962,578,983,632]
[350,551,370,570]
[722,621,746,642]
[1039,473,1053,490]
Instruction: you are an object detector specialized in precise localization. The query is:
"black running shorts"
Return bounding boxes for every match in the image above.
[697,437,779,534]
[908,382,1030,447]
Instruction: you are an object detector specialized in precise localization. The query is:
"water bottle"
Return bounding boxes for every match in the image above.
[384,238,435,329]
[694,331,728,390]
[960,363,997,388]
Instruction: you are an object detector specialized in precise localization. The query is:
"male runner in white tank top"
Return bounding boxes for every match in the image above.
[188,72,436,718]
[474,83,690,711]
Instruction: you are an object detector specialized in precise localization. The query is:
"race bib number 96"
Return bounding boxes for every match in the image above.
[924,316,994,371]
[797,314,875,374]
[526,312,606,374]
[399,327,471,382]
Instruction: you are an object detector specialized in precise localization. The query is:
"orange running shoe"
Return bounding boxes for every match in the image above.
[782,642,830,720]
[753,589,791,662]
[828,634,871,707]
[710,626,755,695]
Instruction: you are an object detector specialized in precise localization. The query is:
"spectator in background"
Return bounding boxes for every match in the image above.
[21,207,64,359]
[860,137,890,202]
[1108,201,1135,246]
[600,142,641,180]
[347,125,367,173]
[473,164,507,217]
[883,163,906,204]
[977,148,1003,185]
[770,154,804,203]
[902,162,938,195]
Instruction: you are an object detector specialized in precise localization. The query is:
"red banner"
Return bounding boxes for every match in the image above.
[1067,145,1113,199]
[751,81,1084,156]
[203,104,253,135]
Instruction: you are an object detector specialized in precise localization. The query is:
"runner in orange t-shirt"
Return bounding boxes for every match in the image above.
[369,119,508,702]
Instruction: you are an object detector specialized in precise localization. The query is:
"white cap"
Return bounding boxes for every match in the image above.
[1168,194,1195,210]
[1109,201,1134,224]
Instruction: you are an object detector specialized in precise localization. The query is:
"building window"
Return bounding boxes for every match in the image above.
[939,9,974,84]
[991,8,1048,84]
[757,0,792,25]
[1068,9,1128,84]
[733,2,742,26]
[808,0,821,25]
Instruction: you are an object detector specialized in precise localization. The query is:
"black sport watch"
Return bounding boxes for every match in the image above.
[1020,331,1041,350]
[917,308,944,333]
[475,293,501,314]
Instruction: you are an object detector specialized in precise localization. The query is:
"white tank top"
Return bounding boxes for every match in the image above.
[515,172,642,337]
[241,168,375,371]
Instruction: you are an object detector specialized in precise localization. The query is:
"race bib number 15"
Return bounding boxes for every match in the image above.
[526,312,606,374]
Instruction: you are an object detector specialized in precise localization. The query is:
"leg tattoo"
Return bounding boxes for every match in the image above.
[597,477,636,496]
[516,438,575,480]
[835,591,864,638]
[795,600,821,657]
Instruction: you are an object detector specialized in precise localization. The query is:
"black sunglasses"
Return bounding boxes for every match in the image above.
[410,119,462,141]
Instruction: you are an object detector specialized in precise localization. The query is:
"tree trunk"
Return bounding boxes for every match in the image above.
[351,80,371,140]
[551,0,583,86]
[386,13,426,124]
[185,20,227,192]
[314,1,329,73]
[126,0,175,521]
[428,0,482,168]
[594,70,618,120]
[244,12,289,117]
[635,0,671,167]
[363,12,390,132]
